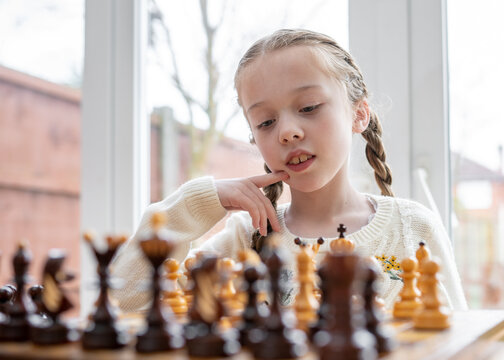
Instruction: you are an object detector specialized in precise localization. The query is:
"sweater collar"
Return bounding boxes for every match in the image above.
[276,193,394,251]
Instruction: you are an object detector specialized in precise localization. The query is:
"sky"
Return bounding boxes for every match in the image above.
[0,0,503,172]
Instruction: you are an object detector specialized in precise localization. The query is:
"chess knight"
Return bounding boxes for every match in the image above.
[31,249,75,344]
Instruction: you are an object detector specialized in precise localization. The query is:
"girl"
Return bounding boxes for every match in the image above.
[112,29,467,312]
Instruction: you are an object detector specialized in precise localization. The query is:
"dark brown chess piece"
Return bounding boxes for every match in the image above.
[82,232,128,350]
[30,250,76,345]
[238,253,268,347]
[28,285,45,317]
[0,243,35,342]
[312,253,377,360]
[251,234,308,359]
[185,254,241,357]
[135,212,185,352]
[362,257,395,355]
[0,285,17,316]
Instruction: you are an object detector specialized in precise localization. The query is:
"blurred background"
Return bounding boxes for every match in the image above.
[0,0,503,312]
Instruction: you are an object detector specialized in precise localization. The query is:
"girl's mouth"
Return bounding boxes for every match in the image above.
[286,155,315,172]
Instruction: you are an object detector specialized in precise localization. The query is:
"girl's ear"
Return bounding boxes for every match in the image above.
[352,100,370,134]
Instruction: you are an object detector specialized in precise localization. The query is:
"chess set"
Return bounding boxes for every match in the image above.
[1,213,504,360]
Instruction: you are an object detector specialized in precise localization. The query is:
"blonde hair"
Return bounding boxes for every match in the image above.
[235,29,394,252]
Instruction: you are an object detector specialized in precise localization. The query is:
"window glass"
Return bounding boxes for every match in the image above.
[0,0,84,313]
[448,0,504,308]
[147,0,350,241]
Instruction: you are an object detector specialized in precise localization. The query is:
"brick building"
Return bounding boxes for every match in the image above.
[0,65,266,310]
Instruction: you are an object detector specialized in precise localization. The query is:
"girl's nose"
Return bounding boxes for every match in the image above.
[278,120,304,144]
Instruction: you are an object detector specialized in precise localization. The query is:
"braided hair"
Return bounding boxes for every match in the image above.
[236,29,394,252]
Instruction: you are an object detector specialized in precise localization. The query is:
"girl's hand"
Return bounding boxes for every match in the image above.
[215,172,289,236]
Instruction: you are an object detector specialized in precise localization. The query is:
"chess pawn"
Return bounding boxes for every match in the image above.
[367,257,386,312]
[251,238,308,359]
[28,285,45,317]
[0,242,35,342]
[238,259,268,347]
[294,240,319,332]
[362,258,395,355]
[330,224,355,254]
[235,250,252,306]
[218,258,243,322]
[416,241,431,294]
[162,258,188,316]
[413,258,451,330]
[30,250,76,345]
[393,257,422,319]
[82,232,129,350]
[0,285,17,316]
[183,256,197,309]
[136,212,185,352]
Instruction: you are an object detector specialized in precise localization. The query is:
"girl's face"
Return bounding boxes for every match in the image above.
[238,46,359,193]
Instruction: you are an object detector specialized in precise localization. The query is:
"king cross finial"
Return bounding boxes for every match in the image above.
[337,224,347,238]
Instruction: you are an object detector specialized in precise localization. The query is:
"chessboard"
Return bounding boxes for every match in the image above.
[1,310,504,359]
[2,215,504,360]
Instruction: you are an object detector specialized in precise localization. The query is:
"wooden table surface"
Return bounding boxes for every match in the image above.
[1,310,504,360]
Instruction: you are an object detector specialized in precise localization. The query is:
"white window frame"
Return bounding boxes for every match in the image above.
[349,0,451,232]
[81,0,149,316]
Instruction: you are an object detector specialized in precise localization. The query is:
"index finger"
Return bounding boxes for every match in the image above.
[248,171,289,188]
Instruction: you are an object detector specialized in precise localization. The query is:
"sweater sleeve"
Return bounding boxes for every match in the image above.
[185,211,255,260]
[110,176,227,312]
[408,202,468,311]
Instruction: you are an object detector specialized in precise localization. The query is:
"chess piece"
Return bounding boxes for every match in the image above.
[0,242,35,342]
[162,258,188,316]
[368,257,386,311]
[183,256,197,309]
[185,254,241,357]
[312,237,325,257]
[413,258,451,330]
[251,237,308,359]
[330,224,355,254]
[218,258,242,323]
[312,253,376,360]
[293,239,319,332]
[362,258,395,354]
[82,232,128,350]
[30,250,75,345]
[136,212,185,352]
[28,285,45,317]
[238,252,268,347]
[416,241,431,294]
[393,257,422,319]
[0,285,16,316]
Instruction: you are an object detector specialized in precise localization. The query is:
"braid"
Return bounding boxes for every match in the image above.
[362,111,394,196]
[251,164,283,253]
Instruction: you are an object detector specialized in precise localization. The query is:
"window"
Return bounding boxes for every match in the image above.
[147,0,350,241]
[448,0,504,308]
[0,0,84,314]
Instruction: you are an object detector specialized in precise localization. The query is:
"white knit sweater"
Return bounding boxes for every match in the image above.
[111,176,468,312]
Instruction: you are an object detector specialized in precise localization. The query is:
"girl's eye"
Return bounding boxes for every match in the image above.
[257,119,275,129]
[300,104,320,113]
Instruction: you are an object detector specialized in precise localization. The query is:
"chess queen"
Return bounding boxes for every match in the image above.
[112,29,467,312]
